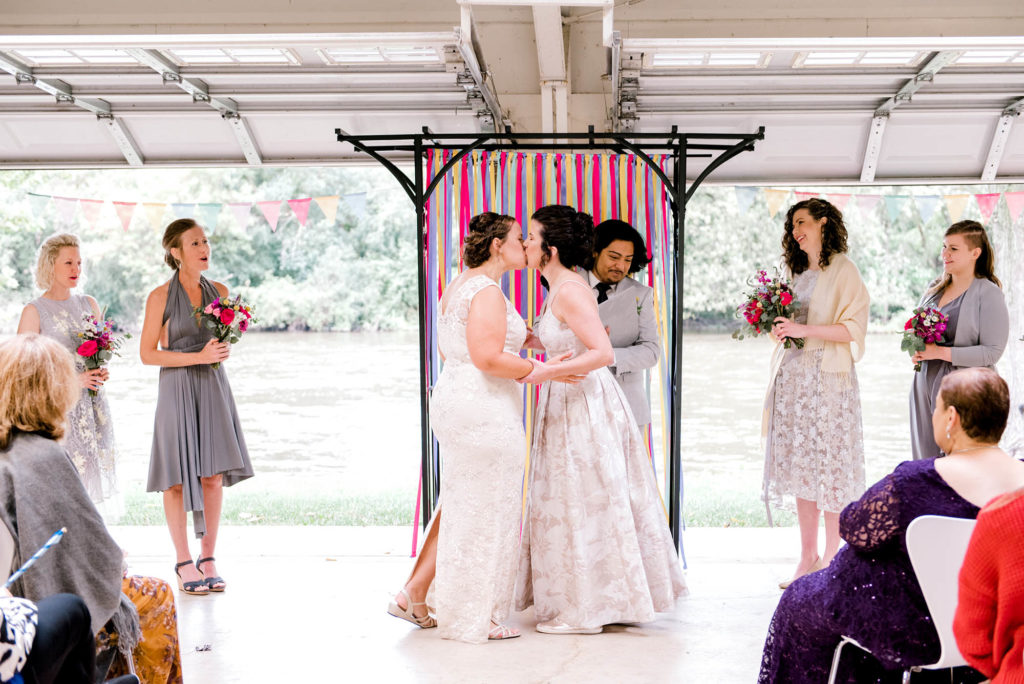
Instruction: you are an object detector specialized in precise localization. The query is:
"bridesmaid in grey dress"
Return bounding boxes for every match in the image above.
[139,218,254,596]
[909,220,1009,460]
[17,233,119,507]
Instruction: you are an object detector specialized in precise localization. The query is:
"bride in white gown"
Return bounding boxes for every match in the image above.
[515,205,688,634]
[390,212,573,644]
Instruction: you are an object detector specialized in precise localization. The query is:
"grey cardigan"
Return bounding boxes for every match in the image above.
[939,277,1009,369]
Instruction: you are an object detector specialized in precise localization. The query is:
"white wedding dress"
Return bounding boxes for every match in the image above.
[515,279,687,629]
[430,274,527,643]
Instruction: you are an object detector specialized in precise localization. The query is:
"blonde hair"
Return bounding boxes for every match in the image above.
[34,233,81,289]
[0,334,79,450]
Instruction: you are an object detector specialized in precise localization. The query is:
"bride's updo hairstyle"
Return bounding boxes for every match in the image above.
[532,204,593,270]
[463,212,516,268]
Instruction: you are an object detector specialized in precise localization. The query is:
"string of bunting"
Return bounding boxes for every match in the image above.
[24,191,372,233]
[737,187,1024,224]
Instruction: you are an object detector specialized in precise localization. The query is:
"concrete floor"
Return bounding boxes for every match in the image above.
[108,524,802,683]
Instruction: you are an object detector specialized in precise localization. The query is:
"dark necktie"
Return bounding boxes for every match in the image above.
[595,282,612,304]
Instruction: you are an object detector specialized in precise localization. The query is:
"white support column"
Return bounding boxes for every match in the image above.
[860,115,888,183]
[981,97,1024,181]
[532,4,567,134]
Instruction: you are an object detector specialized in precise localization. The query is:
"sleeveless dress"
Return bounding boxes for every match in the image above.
[908,290,965,460]
[430,274,527,644]
[515,279,687,629]
[31,294,118,504]
[147,274,254,538]
[763,270,865,516]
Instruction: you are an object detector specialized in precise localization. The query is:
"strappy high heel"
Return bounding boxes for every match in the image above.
[488,622,521,640]
[195,557,225,592]
[387,588,436,629]
[174,560,209,596]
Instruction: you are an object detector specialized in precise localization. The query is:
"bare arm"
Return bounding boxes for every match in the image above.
[139,285,227,367]
[16,304,40,334]
[466,286,533,380]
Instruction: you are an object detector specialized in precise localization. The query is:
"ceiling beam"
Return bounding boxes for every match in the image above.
[125,47,262,163]
[861,50,962,182]
[532,3,568,135]
[981,96,1024,181]
[0,49,146,165]
[455,6,503,132]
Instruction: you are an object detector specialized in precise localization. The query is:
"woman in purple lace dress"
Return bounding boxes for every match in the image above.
[759,367,1024,683]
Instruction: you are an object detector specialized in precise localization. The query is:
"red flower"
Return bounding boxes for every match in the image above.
[779,291,793,306]
[219,308,235,325]
[76,339,98,357]
[239,318,249,332]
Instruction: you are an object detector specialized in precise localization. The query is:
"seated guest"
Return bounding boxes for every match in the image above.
[0,334,181,683]
[759,367,1024,683]
[0,589,138,684]
[953,484,1024,683]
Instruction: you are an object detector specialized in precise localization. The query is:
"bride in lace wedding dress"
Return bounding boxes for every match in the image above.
[515,205,687,635]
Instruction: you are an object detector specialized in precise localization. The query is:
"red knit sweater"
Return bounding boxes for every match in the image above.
[954,487,1024,683]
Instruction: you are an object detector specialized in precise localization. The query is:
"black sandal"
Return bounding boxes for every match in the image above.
[174,560,209,596]
[196,556,226,592]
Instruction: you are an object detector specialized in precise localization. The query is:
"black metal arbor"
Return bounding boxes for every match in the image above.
[336,126,764,551]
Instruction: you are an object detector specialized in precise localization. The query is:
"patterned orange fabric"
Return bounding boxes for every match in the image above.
[99,575,183,684]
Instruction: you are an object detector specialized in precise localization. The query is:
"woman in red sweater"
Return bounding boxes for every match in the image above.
[954,484,1024,683]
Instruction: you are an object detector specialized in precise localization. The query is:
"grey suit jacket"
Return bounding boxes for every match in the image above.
[596,276,661,425]
[949,277,1009,369]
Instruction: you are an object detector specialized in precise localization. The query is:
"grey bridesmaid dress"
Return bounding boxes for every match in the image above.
[908,291,964,460]
[147,273,254,537]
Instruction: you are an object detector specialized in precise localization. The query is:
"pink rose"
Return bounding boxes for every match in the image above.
[779,291,793,306]
[219,308,236,325]
[239,318,249,332]
[204,302,216,314]
[935,323,946,333]
[76,339,98,357]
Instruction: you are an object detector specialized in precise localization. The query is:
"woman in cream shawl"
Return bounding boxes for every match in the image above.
[762,198,870,589]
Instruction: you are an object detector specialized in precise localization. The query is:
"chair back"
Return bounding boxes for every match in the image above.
[0,522,15,584]
[905,514,976,670]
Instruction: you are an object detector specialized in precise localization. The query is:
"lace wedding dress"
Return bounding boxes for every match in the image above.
[430,274,527,643]
[515,279,687,629]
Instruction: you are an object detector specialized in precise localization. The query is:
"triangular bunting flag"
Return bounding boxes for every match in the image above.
[143,203,167,229]
[54,197,78,225]
[345,192,368,221]
[1004,191,1024,224]
[229,202,252,229]
[112,201,136,232]
[974,193,1001,223]
[763,189,789,219]
[914,195,942,224]
[734,187,758,214]
[793,191,817,203]
[197,203,222,232]
[314,196,339,224]
[171,203,195,219]
[287,198,313,227]
[27,193,51,218]
[855,195,882,214]
[79,199,104,230]
[826,193,852,211]
[944,194,970,223]
[883,196,907,223]
[257,200,282,232]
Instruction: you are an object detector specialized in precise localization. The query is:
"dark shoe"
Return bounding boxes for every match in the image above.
[174,560,209,596]
[196,556,226,592]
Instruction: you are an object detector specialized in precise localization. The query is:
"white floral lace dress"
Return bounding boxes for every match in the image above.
[31,295,118,505]
[762,270,865,516]
[430,274,527,644]
[515,280,687,630]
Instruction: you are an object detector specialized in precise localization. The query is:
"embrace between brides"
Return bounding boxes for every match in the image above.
[388,206,686,644]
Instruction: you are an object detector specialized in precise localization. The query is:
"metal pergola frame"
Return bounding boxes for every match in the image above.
[336,125,764,551]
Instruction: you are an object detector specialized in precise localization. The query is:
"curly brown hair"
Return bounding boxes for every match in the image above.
[463,212,516,268]
[782,198,848,274]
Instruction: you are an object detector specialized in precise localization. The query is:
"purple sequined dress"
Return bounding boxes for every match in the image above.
[759,459,982,683]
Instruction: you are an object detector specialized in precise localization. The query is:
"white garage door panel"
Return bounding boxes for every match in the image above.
[0,116,124,162]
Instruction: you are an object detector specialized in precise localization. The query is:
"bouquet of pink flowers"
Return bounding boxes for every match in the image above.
[901,306,949,372]
[74,312,132,396]
[732,269,804,349]
[193,295,256,369]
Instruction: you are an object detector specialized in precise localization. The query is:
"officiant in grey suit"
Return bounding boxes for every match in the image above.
[586,219,661,427]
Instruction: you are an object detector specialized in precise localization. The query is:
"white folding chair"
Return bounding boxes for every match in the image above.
[827,515,976,684]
